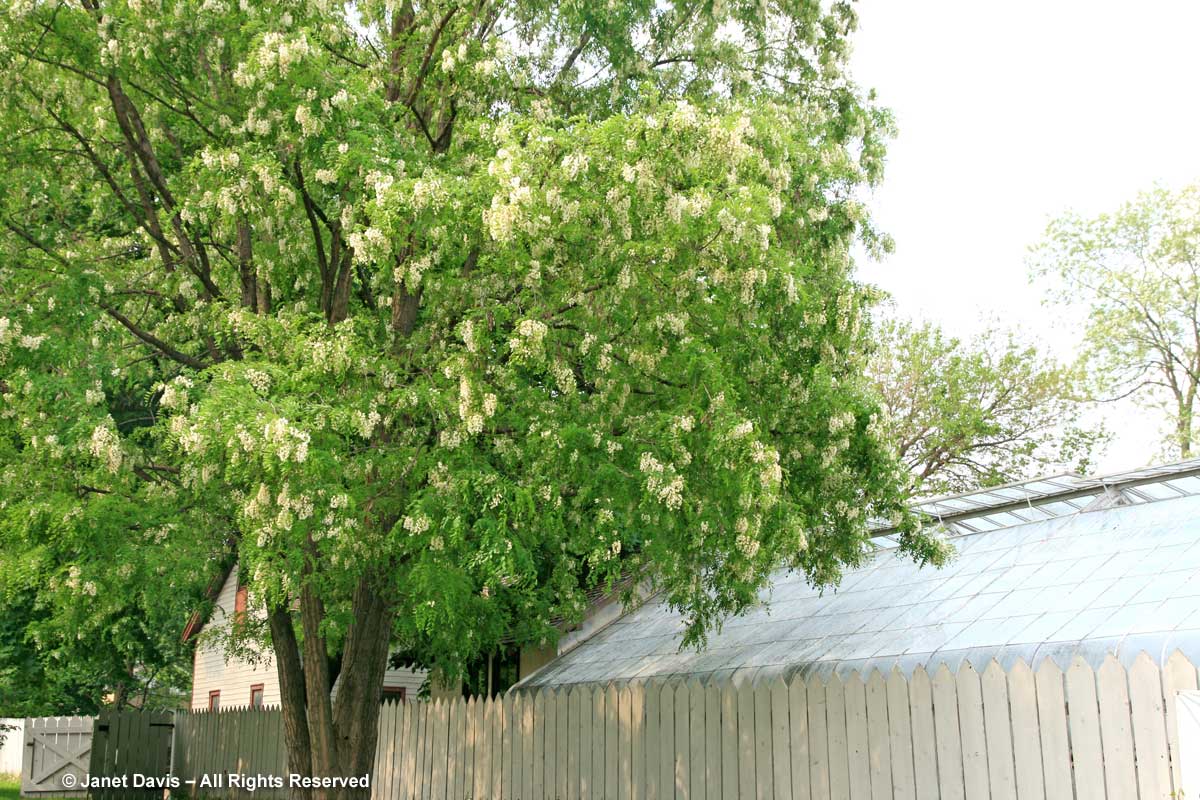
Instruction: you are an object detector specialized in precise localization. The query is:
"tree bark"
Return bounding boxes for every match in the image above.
[269,606,312,800]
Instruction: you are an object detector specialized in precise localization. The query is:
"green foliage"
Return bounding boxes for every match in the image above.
[0,0,947,699]
[1032,183,1200,459]
[870,319,1102,495]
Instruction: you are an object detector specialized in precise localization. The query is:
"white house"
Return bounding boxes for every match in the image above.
[187,565,427,710]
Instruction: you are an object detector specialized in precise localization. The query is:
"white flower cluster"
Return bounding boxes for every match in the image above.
[295,104,323,137]
[561,152,590,180]
[158,375,193,411]
[354,408,382,438]
[639,452,685,511]
[507,319,548,361]
[751,441,783,494]
[456,376,498,436]
[200,148,240,171]
[664,189,712,225]
[0,317,46,363]
[63,565,97,596]
[412,173,447,210]
[460,319,479,353]
[730,419,754,439]
[263,417,310,462]
[736,531,761,560]
[88,421,122,473]
[828,410,856,434]
[402,513,432,535]
[348,226,390,265]
[233,32,313,87]
[245,369,271,395]
[84,383,105,406]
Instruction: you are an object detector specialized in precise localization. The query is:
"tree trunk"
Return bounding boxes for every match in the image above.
[269,578,392,800]
[270,607,312,800]
[1179,405,1193,458]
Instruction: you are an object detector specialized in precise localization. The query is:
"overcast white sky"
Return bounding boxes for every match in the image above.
[847,0,1200,474]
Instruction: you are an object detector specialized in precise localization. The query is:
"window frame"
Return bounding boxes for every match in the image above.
[208,690,220,711]
[249,683,265,709]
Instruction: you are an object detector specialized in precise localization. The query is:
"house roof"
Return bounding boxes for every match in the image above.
[517,459,1200,690]
[181,562,234,642]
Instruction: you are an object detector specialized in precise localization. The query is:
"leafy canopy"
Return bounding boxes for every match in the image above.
[0,0,947,696]
[1032,183,1200,460]
[869,318,1101,496]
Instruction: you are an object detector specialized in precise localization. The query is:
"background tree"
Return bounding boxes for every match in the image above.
[0,1,947,794]
[1032,183,1200,459]
[869,318,1101,495]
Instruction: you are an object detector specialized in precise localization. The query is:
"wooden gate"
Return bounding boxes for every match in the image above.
[86,710,175,800]
[19,716,92,797]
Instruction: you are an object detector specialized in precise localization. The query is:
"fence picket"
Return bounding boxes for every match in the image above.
[460,695,475,796]
[492,695,504,798]
[884,668,915,800]
[631,682,646,800]
[805,674,830,800]
[580,685,594,800]
[570,687,585,800]
[674,681,691,800]
[593,685,608,800]
[754,679,774,800]
[844,673,870,800]
[1129,652,1172,799]
[1097,655,1137,798]
[980,661,1016,800]
[931,664,964,800]
[737,680,757,799]
[559,687,572,800]
[502,694,514,800]
[720,683,739,800]
[522,690,535,800]
[608,683,622,798]
[532,691,545,800]
[864,671,891,800]
[1006,660,1045,800]
[658,681,676,800]
[1164,649,1198,793]
[544,689,558,800]
[470,695,484,800]
[955,663,988,800]
[769,677,792,800]
[705,682,722,800]
[1033,660,1071,799]
[786,676,809,800]
[621,684,635,800]
[824,675,849,800]
[399,701,415,800]
[1065,657,1106,799]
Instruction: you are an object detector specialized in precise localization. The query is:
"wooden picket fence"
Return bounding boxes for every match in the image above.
[87,710,174,800]
[363,651,1196,799]
[173,705,289,797]
[167,651,1199,799]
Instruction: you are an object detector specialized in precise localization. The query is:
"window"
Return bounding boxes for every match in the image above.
[382,687,406,704]
[249,684,264,709]
[208,690,220,711]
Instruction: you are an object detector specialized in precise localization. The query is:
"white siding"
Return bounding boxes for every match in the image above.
[1,718,24,774]
[190,566,429,710]
[190,566,280,710]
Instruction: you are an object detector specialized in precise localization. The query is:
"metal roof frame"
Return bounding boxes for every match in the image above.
[871,458,1200,539]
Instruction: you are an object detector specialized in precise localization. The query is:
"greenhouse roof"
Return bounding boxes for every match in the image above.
[518,460,1200,689]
